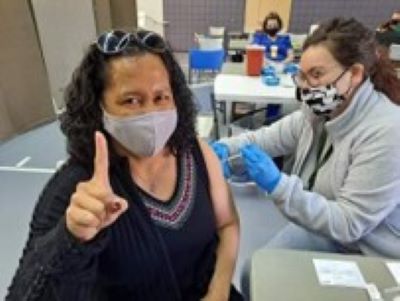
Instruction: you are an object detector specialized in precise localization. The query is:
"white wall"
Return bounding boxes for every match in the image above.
[136,0,165,36]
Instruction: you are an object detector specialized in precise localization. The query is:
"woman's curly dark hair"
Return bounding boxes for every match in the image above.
[60,30,197,168]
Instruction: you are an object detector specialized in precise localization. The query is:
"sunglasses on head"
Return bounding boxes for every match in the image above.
[96,30,167,55]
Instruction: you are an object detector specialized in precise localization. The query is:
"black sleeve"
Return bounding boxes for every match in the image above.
[5,163,109,301]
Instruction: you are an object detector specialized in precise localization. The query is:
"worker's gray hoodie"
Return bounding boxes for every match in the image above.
[220,78,400,258]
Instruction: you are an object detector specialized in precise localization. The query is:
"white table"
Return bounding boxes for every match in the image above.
[213,73,296,129]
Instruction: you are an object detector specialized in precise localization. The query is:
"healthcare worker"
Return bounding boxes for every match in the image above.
[213,17,400,259]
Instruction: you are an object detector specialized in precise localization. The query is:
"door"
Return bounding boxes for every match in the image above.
[31,0,97,113]
[164,0,245,51]
[245,0,293,33]
[0,0,54,141]
[137,0,166,36]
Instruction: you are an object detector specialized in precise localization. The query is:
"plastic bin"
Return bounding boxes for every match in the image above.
[246,45,265,76]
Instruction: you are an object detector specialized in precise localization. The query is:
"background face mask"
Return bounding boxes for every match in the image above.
[103,109,178,157]
[266,28,279,36]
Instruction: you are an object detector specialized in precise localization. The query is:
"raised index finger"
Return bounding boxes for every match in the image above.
[93,131,110,186]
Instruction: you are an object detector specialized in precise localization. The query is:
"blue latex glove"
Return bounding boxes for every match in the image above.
[262,74,280,86]
[261,65,276,76]
[240,144,282,193]
[209,142,231,178]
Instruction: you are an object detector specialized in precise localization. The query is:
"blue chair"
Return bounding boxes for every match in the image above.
[188,48,225,84]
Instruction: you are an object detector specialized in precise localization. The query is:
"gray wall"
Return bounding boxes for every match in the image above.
[164,0,245,51]
[289,0,400,33]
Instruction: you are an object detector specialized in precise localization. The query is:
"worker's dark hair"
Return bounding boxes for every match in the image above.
[304,17,400,104]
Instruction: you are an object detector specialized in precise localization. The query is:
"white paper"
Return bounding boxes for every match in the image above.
[386,262,400,285]
[313,259,366,288]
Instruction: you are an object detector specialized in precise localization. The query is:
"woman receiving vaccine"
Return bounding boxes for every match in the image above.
[7,30,242,301]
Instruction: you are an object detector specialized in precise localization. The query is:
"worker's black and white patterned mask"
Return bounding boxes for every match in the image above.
[295,69,350,117]
[296,84,345,116]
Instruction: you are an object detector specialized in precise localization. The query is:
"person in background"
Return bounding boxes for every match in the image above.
[377,10,400,32]
[6,29,242,301]
[376,10,400,47]
[213,17,400,259]
[252,11,294,64]
[251,11,295,125]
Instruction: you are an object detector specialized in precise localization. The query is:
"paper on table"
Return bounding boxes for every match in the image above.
[386,262,400,285]
[313,259,366,288]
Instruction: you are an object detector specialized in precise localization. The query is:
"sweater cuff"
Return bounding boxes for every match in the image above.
[47,217,109,273]
[62,217,109,255]
[268,172,289,200]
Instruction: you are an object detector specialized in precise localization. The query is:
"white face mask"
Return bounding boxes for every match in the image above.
[103,109,178,157]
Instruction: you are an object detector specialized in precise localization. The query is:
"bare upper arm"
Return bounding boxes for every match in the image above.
[197,138,239,229]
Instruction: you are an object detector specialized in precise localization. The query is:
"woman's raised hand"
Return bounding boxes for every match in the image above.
[66,131,128,242]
